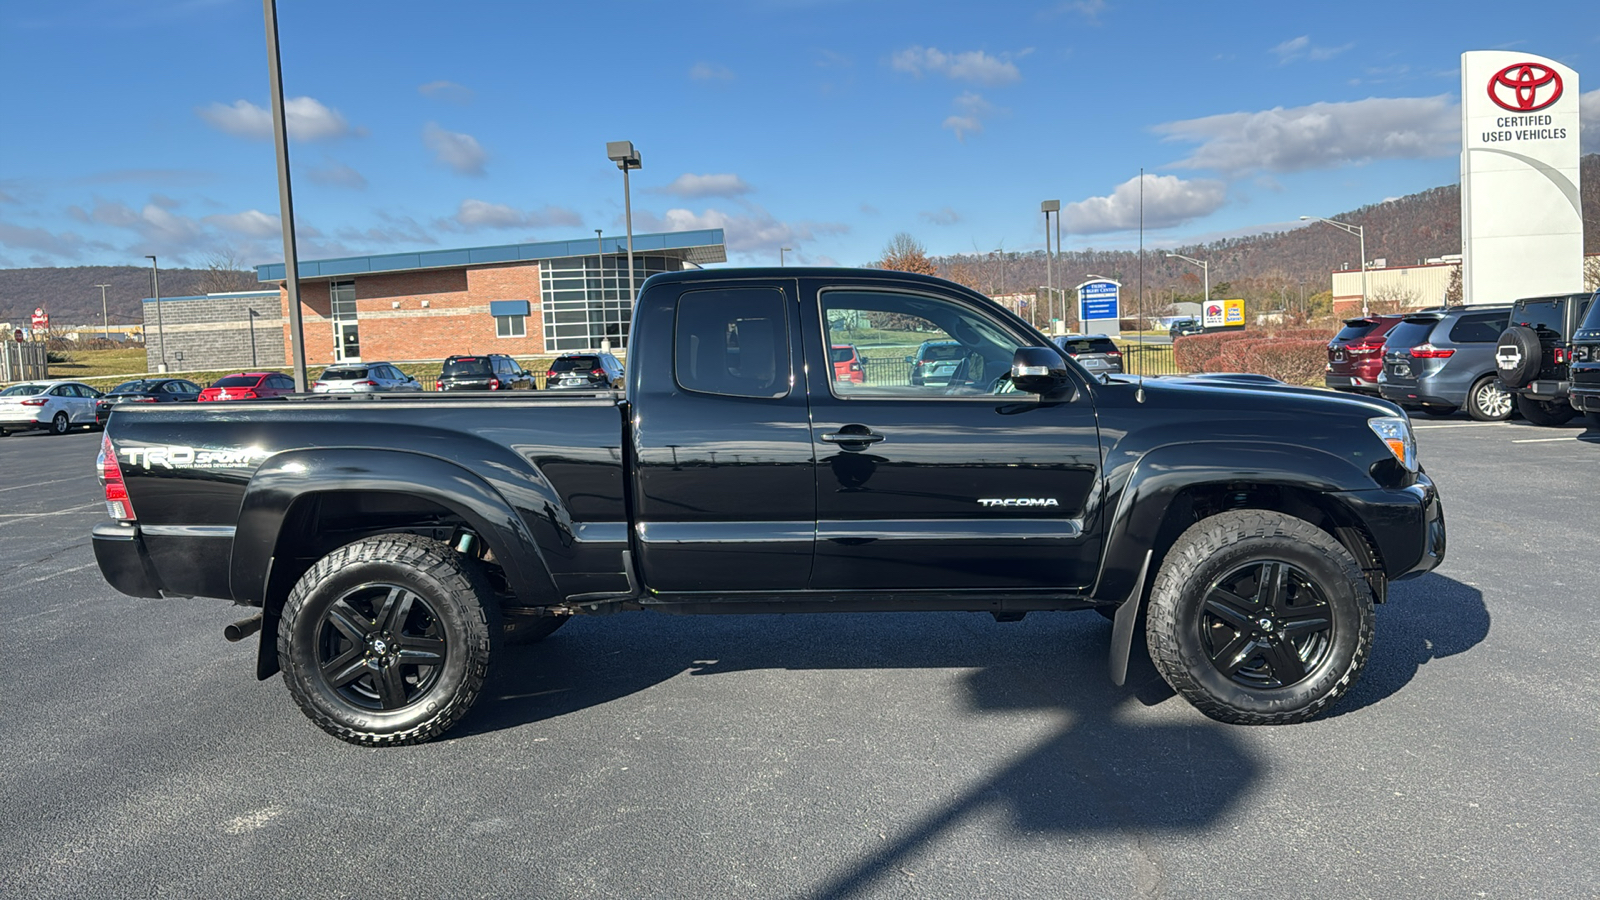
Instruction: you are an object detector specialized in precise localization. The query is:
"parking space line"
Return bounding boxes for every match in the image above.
[1510,437,1576,443]
[0,477,79,493]
[13,561,99,588]
[0,503,100,524]
[1412,422,1508,430]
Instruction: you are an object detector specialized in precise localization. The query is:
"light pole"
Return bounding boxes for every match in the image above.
[1165,252,1210,315]
[780,247,792,267]
[606,141,641,304]
[145,255,165,371]
[1301,215,1367,317]
[1041,200,1060,330]
[248,309,260,367]
[95,283,112,342]
[264,0,309,391]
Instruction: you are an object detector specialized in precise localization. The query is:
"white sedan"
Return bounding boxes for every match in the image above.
[0,380,103,436]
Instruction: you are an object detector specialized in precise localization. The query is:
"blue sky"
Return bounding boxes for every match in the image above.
[2,0,1598,271]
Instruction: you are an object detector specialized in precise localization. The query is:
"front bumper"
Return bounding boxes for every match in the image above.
[92,522,163,598]
[1338,471,1446,581]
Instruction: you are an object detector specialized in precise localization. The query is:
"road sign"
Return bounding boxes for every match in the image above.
[1078,281,1120,322]
[31,307,48,328]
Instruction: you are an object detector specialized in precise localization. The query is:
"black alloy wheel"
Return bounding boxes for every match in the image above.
[280,533,498,745]
[50,412,70,435]
[1147,509,1374,725]
[1198,561,1334,690]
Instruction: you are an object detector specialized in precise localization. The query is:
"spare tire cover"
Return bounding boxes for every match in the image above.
[1495,326,1542,388]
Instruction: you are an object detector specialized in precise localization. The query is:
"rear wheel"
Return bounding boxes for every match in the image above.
[1146,510,1374,725]
[279,533,498,745]
[1466,376,1513,421]
[49,412,70,435]
[1515,394,1577,427]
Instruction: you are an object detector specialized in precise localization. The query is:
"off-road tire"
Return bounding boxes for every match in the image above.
[1515,394,1577,427]
[279,533,499,746]
[1466,375,1513,421]
[1146,510,1374,725]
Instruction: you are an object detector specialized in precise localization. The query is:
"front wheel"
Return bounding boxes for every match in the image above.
[1146,510,1374,725]
[279,533,498,745]
[1515,394,1577,427]
[1466,376,1513,421]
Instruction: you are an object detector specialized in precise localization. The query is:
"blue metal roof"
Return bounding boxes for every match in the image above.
[256,229,726,282]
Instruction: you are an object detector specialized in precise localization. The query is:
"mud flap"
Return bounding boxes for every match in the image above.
[1108,550,1153,687]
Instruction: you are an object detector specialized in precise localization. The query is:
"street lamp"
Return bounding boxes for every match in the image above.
[1165,252,1210,316]
[1041,200,1060,329]
[95,283,112,342]
[606,141,641,306]
[248,308,260,368]
[1301,215,1367,317]
[145,255,165,371]
[780,247,792,267]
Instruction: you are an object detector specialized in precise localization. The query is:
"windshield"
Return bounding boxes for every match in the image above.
[918,343,965,361]
[1,383,48,396]
[443,358,493,376]
[212,375,262,387]
[319,367,369,380]
[551,356,599,372]
[1056,338,1117,354]
[829,346,856,363]
[1384,318,1440,350]
[109,380,153,393]
[1580,294,1600,332]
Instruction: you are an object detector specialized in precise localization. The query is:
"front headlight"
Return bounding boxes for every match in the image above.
[1368,416,1417,472]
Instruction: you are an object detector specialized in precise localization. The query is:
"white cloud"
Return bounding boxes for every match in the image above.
[1156,95,1458,175]
[631,205,849,259]
[0,222,95,259]
[1064,174,1227,234]
[197,97,355,141]
[689,62,735,81]
[204,210,281,238]
[1055,0,1106,20]
[891,46,1024,86]
[418,80,474,104]
[423,123,487,176]
[920,207,961,226]
[1271,35,1354,65]
[306,160,368,190]
[943,91,995,141]
[655,173,753,198]
[1582,88,1600,154]
[448,199,582,231]
[335,212,438,249]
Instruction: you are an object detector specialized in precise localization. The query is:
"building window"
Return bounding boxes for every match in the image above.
[496,315,526,338]
[540,255,676,352]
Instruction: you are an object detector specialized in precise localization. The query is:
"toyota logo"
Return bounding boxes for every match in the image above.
[1488,63,1564,112]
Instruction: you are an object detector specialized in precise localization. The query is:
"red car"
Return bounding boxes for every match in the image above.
[1325,315,1403,395]
[830,344,864,383]
[198,372,298,402]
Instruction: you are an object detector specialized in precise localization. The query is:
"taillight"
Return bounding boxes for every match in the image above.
[312,382,325,389]
[434,380,443,391]
[591,368,604,377]
[20,398,46,406]
[1409,344,1455,359]
[1553,348,1568,364]
[546,370,557,379]
[360,380,378,387]
[489,378,501,390]
[235,390,258,400]
[1106,350,1122,357]
[98,433,135,521]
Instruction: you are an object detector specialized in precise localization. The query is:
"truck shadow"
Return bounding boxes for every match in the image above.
[465,574,1485,898]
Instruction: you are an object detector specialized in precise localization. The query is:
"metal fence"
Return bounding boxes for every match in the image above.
[860,355,912,386]
[1117,343,1183,377]
[1,342,49,383]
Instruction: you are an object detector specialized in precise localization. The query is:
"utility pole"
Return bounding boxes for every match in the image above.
[95,283,112,342]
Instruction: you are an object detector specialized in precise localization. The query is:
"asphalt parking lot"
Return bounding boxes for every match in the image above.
[2,417,1597,899]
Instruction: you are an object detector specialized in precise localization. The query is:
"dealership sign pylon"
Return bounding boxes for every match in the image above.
[1460,51,1582,304]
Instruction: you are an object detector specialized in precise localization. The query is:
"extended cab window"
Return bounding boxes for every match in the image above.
[674,288,790,399]
[821,289,1024,398]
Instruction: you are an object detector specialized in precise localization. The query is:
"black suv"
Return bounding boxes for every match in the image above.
[1168,318,1204,338]
[435,354,537,392]
[545,352,625,390]
[1495,292,1595,426]
[1561,292,1600,428]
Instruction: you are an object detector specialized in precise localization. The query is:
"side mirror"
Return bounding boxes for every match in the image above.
[1010,346,1072,395]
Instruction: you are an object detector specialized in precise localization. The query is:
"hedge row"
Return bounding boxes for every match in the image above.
[1173,329,1335,385]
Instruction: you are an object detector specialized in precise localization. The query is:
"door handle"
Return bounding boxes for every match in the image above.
[821,429,885,445]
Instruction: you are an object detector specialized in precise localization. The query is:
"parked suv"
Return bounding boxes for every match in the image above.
[1325,314,1403,395]
[829,344,864,384]
[1567,295,1600,427]
[1051,334,1124,375]
[545,352,624,389]
[311,362,423,394]
[1494,291,1596,426]
[1378,305,1513,420]
[436,354,536,392]
[907,339,966,386]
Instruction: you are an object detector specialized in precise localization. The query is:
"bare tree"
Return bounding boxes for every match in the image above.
[1444,264,1463,305]
[198,247,258,295]
[1366,284,1422,315]
[1584,255,1600,292]
[877,233,938,276]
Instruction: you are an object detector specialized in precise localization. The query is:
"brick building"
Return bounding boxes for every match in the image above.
[253,229,726,366]
[140,290,284,373]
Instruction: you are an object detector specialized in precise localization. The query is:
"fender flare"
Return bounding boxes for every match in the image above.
[230,447,561,610]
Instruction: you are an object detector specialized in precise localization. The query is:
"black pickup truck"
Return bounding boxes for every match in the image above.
[92,268,1445,745]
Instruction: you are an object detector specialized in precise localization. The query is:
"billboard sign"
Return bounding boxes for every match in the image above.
[1223,299,1245,326]
[1202,302,1224,328]
[1078,280,1120,322]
